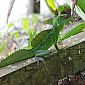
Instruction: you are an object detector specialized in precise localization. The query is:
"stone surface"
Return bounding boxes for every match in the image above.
[0,41,85,85]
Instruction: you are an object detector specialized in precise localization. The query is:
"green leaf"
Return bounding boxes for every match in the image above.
[0,43,5,53]
[14,32,19,39]
[47,0,56,10]
[28,29,37,49]
[32,15,38,25]
[8,22,14,29]
[44,0,57,14]
[22,18,29,32]
[77,0,85,13]
[58,5,64,12]
[10,31,19,39]
[60,22,85,41]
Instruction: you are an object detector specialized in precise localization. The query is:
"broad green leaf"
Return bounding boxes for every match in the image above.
[58,5,64,12]
[44,0,57,15]
[14,32,19,39]
[32,15,38,25]
[47,0,56,10]
[60,22,85,41]
[8,22,14,29]
[22,18,29,32]
[77,0,85,13]
[10,31,19,39]
[31,29,52,48]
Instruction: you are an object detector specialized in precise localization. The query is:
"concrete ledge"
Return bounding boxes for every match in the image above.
[0,57,44,77]
[61,31,85,49]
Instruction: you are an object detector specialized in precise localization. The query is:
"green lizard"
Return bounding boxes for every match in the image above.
[0,14,68,68]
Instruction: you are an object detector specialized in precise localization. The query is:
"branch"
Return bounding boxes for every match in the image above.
[6,0,15,23]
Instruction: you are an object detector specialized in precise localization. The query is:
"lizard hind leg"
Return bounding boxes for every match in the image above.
[35,57,49,73]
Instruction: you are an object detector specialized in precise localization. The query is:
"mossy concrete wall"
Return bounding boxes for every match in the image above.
[0,41,85,85]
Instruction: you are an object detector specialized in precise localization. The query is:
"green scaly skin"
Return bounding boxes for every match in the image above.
[0,14,67,68]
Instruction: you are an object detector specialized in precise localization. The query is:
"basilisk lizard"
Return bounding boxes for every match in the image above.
[0,0,73,68]
[0,14,68,68]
